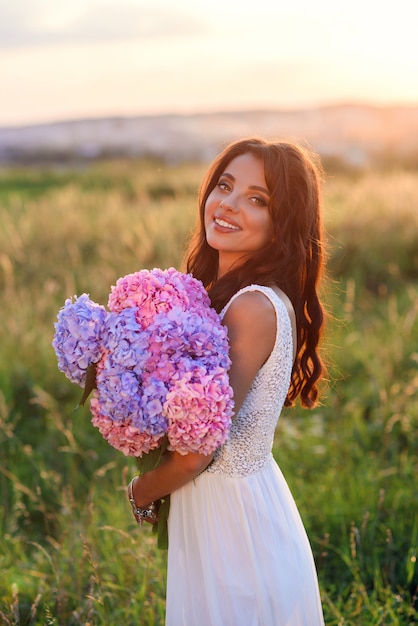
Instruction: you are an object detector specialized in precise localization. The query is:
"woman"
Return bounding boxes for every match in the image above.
[130,138,326,625]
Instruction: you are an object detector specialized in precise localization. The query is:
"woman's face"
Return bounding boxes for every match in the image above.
[204,152,274,277]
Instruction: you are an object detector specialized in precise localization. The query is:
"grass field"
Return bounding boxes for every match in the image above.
[0,158,417,625]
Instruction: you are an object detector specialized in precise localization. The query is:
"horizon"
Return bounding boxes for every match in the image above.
[2,100,418,131]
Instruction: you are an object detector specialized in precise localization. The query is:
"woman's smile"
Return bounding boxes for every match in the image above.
[213,216,241,231]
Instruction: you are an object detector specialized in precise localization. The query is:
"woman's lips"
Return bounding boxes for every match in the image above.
[214,217,240,231]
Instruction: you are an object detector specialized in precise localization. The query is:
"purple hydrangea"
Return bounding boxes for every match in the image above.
[52,269,234,457]
[52,294,107,385]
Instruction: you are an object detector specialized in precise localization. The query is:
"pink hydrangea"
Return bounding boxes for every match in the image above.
[107,267,212,329]
[164,368,234,456]
[52,268,234,458]
[90,399,163,456]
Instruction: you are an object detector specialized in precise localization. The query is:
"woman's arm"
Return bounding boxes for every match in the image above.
[223,290,276,412]
[132,449,213,507]
[132,290,277,507]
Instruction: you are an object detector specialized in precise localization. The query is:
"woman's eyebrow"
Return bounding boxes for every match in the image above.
[221,172,269,195]
[249,185,269,195]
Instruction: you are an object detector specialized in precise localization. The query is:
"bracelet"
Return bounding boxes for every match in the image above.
[127,477,158,526]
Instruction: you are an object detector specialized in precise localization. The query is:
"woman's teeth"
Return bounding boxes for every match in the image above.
[215,218,239,230]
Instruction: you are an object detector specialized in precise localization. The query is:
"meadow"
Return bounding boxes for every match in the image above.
[0,156,417,625]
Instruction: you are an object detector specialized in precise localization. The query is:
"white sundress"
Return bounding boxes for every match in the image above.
[166,285,324,626]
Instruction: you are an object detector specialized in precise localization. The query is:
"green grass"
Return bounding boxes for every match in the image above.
[0,159,417,624]
[277,282,418,624]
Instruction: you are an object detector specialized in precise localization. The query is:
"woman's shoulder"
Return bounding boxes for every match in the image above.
[224,287,276,317]
[222,284,289,318]
[222,287,277,343]
[222,288,277,386]
[222,285,296,360]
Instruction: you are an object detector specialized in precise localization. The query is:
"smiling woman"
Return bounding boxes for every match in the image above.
[131,137,327,625]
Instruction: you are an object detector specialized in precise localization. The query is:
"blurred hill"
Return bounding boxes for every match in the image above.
[0,103,417,166]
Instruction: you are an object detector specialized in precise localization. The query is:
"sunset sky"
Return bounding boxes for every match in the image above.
[1,0,418,127]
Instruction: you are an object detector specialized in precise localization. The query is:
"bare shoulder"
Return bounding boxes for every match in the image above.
[224,290,276,326]
[223,290,276,349]
[222,291,277,411]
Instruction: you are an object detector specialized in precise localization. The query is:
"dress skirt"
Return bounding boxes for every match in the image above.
[166,456,324,626]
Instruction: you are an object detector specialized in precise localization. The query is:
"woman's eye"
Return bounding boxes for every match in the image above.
[217,181,231,191]
[250,196,268,206]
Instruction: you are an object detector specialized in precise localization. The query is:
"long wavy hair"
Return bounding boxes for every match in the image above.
[186,137,327,408]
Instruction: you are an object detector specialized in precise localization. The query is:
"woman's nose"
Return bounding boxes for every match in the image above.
[220,197,239,213]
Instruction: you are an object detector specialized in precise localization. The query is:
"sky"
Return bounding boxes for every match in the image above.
[1,0,418,127]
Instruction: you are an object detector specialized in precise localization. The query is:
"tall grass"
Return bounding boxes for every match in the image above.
[0,160,417,624]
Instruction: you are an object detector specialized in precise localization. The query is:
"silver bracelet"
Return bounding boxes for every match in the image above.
[127,477,158,526]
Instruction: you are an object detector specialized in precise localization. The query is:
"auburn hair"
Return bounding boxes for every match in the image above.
[185,137,327,408]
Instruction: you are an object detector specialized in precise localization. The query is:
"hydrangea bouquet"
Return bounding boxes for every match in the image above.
[52,268,234,548]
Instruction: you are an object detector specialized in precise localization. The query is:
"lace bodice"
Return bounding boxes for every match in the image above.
[207,285,294,477]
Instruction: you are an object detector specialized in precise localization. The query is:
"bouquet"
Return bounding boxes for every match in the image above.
[52,268,234,547]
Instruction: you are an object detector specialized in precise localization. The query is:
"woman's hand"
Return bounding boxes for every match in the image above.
[128,476,160,526]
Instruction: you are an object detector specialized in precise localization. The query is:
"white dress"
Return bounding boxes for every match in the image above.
[166,286,324,626]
